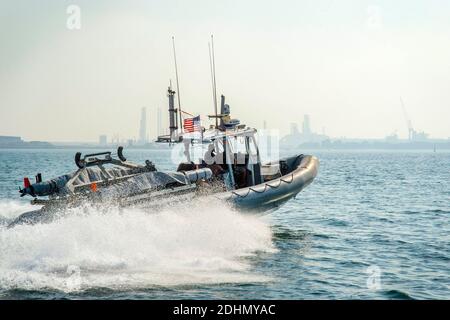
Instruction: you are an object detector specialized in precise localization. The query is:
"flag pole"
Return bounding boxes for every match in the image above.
[210,35,219,129]
[172,36,183,131]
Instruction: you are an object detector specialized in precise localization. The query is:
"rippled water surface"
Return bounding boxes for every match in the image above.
[0,148,449,299]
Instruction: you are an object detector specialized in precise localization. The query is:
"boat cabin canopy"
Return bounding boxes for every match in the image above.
[184,127,264,190]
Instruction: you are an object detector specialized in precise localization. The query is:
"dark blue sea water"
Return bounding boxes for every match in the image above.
[0,148,449,299]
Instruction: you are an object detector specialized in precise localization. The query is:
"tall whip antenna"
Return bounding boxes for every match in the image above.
[211,35,219,128]
[172,36,183,130]
[209,42,218,128]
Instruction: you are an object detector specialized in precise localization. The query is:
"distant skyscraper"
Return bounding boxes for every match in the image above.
[302,115,311,136]
[139,107,147,144]
[157,107,162,137]
[282,115,329,145]
[99,135,107,146]
[290,123,299,136]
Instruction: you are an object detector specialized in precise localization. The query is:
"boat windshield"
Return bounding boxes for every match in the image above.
[228,135,247,154]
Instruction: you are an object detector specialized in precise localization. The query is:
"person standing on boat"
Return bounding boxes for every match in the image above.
[201,143,225,177]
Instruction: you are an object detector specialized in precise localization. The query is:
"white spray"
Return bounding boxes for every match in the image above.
[0,199,275,292]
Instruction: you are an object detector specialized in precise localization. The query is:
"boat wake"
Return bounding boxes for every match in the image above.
[0,199,275,294]
[0,200,37,225]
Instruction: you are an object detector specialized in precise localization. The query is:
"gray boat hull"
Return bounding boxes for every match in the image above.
[216,155,319,212]
[8,155,318,227]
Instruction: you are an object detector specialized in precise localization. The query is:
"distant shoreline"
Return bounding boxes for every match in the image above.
[291,141,450,150]
[1,145,450,151]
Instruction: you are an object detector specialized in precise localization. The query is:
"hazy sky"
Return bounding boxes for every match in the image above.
[1,0,449,142]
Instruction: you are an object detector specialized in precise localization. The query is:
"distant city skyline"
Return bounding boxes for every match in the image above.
[138,107,148,145]
[1,0,450,142]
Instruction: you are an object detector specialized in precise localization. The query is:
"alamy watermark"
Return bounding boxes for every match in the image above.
[66,265,82,291]
[367,5,383,31]
[169,129,280,167]
[366,265,382,290]
[66,5,81,30]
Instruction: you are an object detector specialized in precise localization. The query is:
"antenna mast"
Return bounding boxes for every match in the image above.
[210,35,219,128]
[172,36,183,130]
[208,43,218,128]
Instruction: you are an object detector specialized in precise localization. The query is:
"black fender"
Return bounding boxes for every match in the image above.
[75,152,85,169]
[117,146,127,162]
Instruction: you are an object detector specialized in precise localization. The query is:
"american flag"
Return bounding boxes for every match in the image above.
[183,116,201,133]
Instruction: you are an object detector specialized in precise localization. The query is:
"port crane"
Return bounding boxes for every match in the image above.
[400,97,428,141]
[400,97,414,140]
